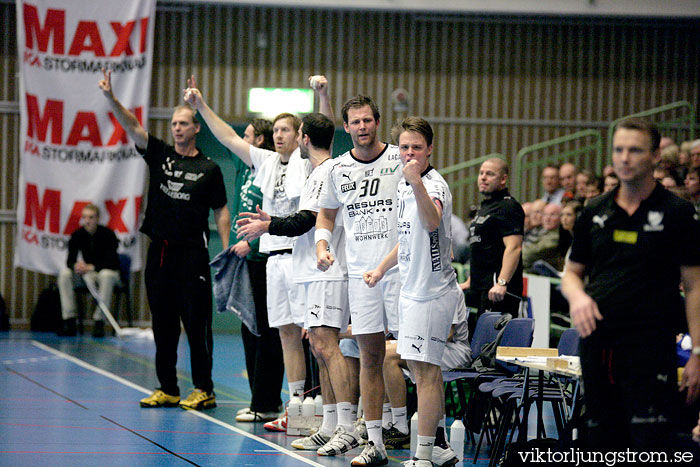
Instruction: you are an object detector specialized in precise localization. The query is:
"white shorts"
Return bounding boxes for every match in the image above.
[441,342,472,370]
[303,280,350,332]
[397,287,460,367]
[266,253,305,328]
[348,269,400,336]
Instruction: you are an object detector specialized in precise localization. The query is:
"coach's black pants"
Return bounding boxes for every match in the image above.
[580,330,679,453]
[241,258,284,412]
[145,240,214,395]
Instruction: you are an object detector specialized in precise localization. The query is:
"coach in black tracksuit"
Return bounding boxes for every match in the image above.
[563,118,700,453]
[99,69,230,410]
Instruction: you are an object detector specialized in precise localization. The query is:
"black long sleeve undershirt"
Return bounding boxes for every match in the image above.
[268,210,317,237]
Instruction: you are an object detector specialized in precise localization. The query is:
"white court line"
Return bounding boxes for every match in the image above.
[31,340,324,467]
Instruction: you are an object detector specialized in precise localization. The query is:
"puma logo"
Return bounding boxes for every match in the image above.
[310,310,320,318]
[411,344,423,352]
[342,173,351,180]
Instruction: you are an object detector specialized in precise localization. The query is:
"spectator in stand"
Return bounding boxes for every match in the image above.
[602,165,615,178]
[654,165,671,182]
[662,176,679,190]
[689,140,700,169]
[559,201,582,260]
[659,136,675,150]
[559,163,577,201]
[524,199,546,247]
[603,173,620,193]
[585,176,603,202]
[530,200,582,278]
[523,203,563,272]
[680,141,693,168]
[541,165,566,205]
[685,166,700,214]
[575,169,595,202]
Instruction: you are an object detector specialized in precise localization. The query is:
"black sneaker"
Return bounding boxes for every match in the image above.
[57,318,77,336]
[92,320,105,338]
[383,425,410,449]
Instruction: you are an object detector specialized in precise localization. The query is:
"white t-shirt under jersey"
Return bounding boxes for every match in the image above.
[397,167,457,300]
[293,159,347,283]
[250,146,308,253]
[319,144,403,278]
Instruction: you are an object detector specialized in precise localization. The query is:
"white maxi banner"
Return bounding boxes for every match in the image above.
[15,0,156,274]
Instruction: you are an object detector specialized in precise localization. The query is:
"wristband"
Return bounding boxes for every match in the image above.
[692,346,700,356]
[314,228,332,245]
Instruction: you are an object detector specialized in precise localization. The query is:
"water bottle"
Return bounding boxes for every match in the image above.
[288,394,302,421]
[314,394,323,417]
[449,418,465,462]
[410,412,419,456]
[302,396,315,417]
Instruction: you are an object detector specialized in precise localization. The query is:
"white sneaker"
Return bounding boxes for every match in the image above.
[402,459,432,467]
[317,425,361,456]
[237,407,251,416]
[432,444,459,467]
[350,441,388,466]
[291,431,331,450]
[236,410,279,422]
[354,418,368,445]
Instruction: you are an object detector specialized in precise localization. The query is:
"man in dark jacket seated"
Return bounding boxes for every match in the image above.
[57,204,120,337]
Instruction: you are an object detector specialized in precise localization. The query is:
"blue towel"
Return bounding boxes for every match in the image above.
[210,249,258,336]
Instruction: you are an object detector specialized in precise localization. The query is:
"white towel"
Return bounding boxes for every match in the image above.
[255,147,310,200]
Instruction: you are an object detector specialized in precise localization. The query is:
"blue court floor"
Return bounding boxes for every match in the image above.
[0,330,502,466]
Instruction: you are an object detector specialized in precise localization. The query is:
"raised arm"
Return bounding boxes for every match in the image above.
[184,75,253,167]
[310,75,334,123]
[404,160,442,232]
[98,68,148,149]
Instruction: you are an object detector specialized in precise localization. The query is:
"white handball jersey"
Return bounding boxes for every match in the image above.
[397,167,457,300]
[251,146,306,253]
[293,159,347,283]
[319,144,403,278]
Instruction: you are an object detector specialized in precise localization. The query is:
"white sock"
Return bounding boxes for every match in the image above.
[382,403,393,429]
[391,406,409,434]
[350,403,358,420]
[337,401,354,430]
[416,435,435,461]
[320,404,337,436]
[289,380,305,398]
[365,419,384,447]
[439,415,446,429]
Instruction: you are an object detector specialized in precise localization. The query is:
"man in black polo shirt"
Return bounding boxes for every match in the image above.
[460,158,524,319]
[562,117,700,452]
[98,69,231,410]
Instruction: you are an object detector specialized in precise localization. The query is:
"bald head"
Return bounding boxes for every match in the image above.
[478,158,509,195]
[530,199,546,227]
[559,163,576,192]
[542,203,562,231]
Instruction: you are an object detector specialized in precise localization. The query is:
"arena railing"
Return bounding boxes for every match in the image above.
[513,130,604,201]
[606,100,696,164]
